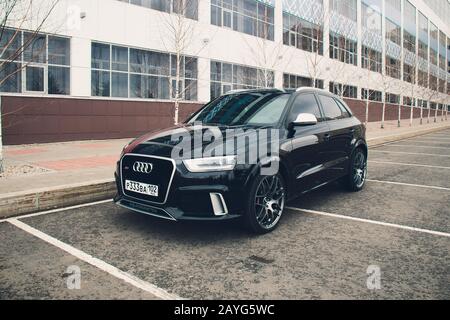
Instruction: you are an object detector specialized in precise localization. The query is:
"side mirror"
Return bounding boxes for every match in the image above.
[292,113,318,126]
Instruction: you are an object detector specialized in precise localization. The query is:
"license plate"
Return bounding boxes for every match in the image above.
[125,180,158,197]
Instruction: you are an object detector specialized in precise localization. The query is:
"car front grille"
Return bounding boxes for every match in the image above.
[120,154,176,204]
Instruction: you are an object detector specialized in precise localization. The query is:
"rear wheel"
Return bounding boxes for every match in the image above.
[345,148,367,191]
[244,174,286,234]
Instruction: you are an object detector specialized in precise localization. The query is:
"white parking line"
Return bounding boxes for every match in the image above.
[7,218,182,300]
[382,144,450,150]
[368,160,450,170]
[366,179,450,191]
[370,150,450,157]
[286,207,450,238]
[396,140,450,145]
[405,137,450,142]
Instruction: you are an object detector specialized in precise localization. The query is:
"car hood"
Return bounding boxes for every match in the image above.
[125,123,274,158]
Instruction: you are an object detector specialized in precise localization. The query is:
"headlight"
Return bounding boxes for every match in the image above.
[183,156,237,173]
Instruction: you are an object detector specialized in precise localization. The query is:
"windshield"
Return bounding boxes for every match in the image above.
[188,92,291,126]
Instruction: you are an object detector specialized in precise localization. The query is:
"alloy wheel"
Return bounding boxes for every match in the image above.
[353,151,367,188]
[254,175,285,230]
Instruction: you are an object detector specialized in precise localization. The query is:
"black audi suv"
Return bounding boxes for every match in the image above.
[114,88,367,233]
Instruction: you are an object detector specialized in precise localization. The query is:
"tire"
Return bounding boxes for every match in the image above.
[345,148,367,192]
[244,173,286,234]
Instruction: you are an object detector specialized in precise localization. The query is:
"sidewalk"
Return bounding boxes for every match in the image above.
[1,118,449,218]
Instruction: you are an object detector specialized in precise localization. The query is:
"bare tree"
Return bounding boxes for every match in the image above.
[159,0,201,125]
[403,56,419,127]
[379,70,397,129]
[240,11,292,89]
[0,0,59,174]
[421,86,440,124]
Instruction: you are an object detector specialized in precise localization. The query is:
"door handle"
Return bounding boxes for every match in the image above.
[349,128,355,133]
[323,134,331,141]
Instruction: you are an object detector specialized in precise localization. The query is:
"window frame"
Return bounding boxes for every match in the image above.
[0,28,71,95]
[91,41,198,101]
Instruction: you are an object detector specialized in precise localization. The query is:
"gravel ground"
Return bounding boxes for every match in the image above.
[0,164,50,179]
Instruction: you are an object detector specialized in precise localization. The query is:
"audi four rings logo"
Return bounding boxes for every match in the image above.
[133,161,153,173]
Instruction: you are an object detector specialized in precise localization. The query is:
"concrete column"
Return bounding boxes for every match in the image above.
[197,56,211,103]
[70,37,91,97]
[357,0,362,99]
[400,0,404,105]
[323,0,330,91]
[381,0,386,101]
[274,0,284,89]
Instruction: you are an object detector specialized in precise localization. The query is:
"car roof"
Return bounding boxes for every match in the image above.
[224,87,336,98]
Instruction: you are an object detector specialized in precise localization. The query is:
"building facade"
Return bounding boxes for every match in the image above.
[0,0,449,144]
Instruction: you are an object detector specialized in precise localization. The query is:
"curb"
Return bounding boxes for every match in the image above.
[0,179,115,219]
[1,124,449,219]
[367,123,450,147]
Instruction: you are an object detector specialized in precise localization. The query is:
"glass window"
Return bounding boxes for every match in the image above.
[0,28,70,95]
[26,66,44,92]
[282,12,323,55]
[48,66,70,94]
[0,62,21,93]
[210,60,273,100]
[23,32,46,63]
[330,0,357,21]
[91,70,110,96]
[329,32,357,66]
[362,88,382,101]
[92,42,110,69]
[112,72,128,97]
[334,98,351,118]
[318,94,344,120]
[0,28,21,61]
[92,42,197,100]
[190,92,290,126]
[126,0,197,19]
[290,93,323,122]
[48,36,70,66]
[211,0,274,40]
[112,46,128,72]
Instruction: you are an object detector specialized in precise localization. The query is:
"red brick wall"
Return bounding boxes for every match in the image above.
[344,98,423,122]
[1,95,431,145]
[1,96,203,145]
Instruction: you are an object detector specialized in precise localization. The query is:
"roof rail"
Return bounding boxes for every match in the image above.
[225,88,286,95]
[295,86,329,93]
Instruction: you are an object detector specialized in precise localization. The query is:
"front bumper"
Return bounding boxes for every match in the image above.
[113,155,249,221]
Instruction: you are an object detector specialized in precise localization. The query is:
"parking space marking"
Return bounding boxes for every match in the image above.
[14,199,113,220]
[366,179,450,191]
[286,207,450,238]
[395,139,450,144]
[370,150,450,157]
[405,137,450,142]
[382,144,450,150]
[7,218,182,300]
[368,160,450,170]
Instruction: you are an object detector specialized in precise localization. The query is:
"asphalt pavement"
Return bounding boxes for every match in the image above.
[1,129,449,299]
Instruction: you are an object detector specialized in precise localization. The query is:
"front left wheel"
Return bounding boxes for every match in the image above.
[244,174,286,234]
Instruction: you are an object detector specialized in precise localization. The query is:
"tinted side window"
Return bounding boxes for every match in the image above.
[318,95,345,120]
[290,93,323,122]
[334,98,351,118]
